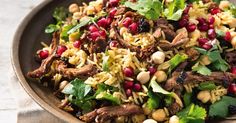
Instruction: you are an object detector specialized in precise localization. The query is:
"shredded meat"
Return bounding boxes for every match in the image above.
[27,32,59,78]
[225,51,236,66]
[89,38,107,53]
[55,61,97,79]
[168,102,182,115]
[165,71,236,91]
[80,104,143,123]
[185,48,200,61]
[156,18,176,41]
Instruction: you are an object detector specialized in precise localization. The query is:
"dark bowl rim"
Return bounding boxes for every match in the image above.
[10,0,81,122]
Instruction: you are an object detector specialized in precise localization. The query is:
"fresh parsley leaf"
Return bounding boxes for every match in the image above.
[213,0,221,4]
[150,77,171,95]
[61,25,74,41]
[124,0,162,20]
[177,104,207,123]
[147,91,160,110]
[215,29,225,37]
[164,0,186,21]
[198,82,216,91]
[192,64,212,76]
[45,24,60,33]
[194,47,208,55]
[53,7,69,22]
[211,59,229,72]
[183,92,192,107]
[68,17,93,34]
[169,54,188,73]
[209,96,236,118]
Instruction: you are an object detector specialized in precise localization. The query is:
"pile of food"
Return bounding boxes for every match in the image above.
[28,0,236,122]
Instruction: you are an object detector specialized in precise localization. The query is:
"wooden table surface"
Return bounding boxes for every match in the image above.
[0,0,43,122]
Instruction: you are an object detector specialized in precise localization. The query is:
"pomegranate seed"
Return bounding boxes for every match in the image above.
[224,32,232,41]
[57,45,67,56]
[209,24,214,29]
[39,50,49,59]
[183,7,190,14]
[106,17,112,25]
[186,23,196,32]
[109,41,118,48]
[208,29,216,39]
[109,0,119,7]
[133,83,142,91]
[182,14,189,20]
[99,30,107,38]
[126,89,132,97]
[208,16,215,24]
[210,8,221,15]
[73,40,81,48]
[122,17,132,28]
[198,23,209,31]
[228,83,236,94]
[198,38,209,45]
[202,44,212,50]
[88,25,99,32]
[129,22,138,34]
[90,31,101,41]
[197,18,207,25]
[179,19,188,28]
[123,67,134,77]
[124,81,134,89]
[148,66,157,75]
[109,8,117,18]
[231,66,236,75]
[97,18,108,28]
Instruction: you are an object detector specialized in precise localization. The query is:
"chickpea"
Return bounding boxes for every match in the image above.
[143,119,157,123]
[200,55,211,66]
[137,71,150,84]
[115,116,125,123]
[197,90,211,103]
[229,18,236,28]
[231,36,236,48]
[59,80,69,91]
[154,71,167,83]
[69,3,79,13]
[219,1,230,10]
[86,6,95,15]
[69,32,80,42]
[169,115,179,123]
[151,51,165,64]
[152,109,167,122]
[73,12,82,20]
[132,114,146,123]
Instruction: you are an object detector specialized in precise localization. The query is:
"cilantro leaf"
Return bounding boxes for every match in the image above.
[192,64,212,76]
[53,7,69,22]
[164,0,186,21]
[45,24,60,33]
[183,92,192,107]
[209,96,236,118]
[124,0,162,20]
[150,77,171,95]
[61,25,74,41]
[177,104,207,123]
[147,91,160,110]
[198,82,216,91]
[68,17,93,34]
[169,54,188,73]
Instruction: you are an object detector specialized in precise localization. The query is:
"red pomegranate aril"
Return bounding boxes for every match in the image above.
[109,0,119,7]
[90,31,101,41]
[208,29,216,39]
[123,67,134,77]
[129,22,138,34]
[228,83,236,94]
[198,38,209,45]
[124,81,134,89]
[197,18,206,25]
[209,24,214,29]
[149,66,157,75]
[179,19,188,28]
[231,66,236,75]
[39,50,49,59]
[109,8,117,18]
[183,7,190,14]
[57,45,67,56]
[208,16,215,24]
[181,14,189,20]
[88,25,99,32]
[109,41,118,48]
[210,8,221,15]
[73,40,81,48]
[198,23,209,31]
[186,23,196,32]
[123,17,132,28]
[133,83,142,91]
[202,44,212,50]
[97,18,108,28]
[224,32,232,41]
[99,30,106,38]
[126,89,132,97]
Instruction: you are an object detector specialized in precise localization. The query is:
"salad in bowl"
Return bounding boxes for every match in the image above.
[28,0,236,122]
